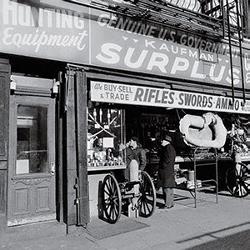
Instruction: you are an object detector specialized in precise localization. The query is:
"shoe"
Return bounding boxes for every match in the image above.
[166,205,174,209]
[158,204,167,209]
[158,204,174,209]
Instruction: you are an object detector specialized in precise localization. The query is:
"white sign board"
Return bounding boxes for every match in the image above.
[91,81,250,114]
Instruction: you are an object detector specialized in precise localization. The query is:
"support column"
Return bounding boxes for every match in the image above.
[0,59,10,231]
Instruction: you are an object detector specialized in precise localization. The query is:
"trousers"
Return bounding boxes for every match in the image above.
[163,187,174,208]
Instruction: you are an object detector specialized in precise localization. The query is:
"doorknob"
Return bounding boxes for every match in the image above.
[50,162,55,175]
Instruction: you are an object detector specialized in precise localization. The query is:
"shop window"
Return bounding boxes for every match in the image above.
[246,125,250,149]
[87,106,126,169]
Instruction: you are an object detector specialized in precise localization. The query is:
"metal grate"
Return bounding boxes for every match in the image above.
[164,0,201,12]
[94,0,225,37]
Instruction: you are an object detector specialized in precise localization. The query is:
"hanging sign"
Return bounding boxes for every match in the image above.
[91,81,250,114]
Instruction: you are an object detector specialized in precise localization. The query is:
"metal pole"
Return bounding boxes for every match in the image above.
[235,0,246,103]
[194,148,197,208]
[226,0,235,103]
[221,0,225,37]
[215,149,218,204]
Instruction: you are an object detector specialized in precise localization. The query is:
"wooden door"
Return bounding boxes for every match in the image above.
[8,96,56,226]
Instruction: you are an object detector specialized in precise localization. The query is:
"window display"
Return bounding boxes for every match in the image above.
[87,106,126,169]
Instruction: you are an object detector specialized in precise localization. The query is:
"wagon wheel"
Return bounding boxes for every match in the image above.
[102,174,122,223]
[226,162,249,198]
[138,171,156,217]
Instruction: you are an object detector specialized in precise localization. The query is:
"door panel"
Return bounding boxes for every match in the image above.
[14,186,30,214]
[8,96,56,226]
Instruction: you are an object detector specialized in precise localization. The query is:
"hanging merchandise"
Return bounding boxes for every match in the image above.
[87,107,125,168]
[179,112,227,149]
[99,108,103,124]
[107,109,111,127]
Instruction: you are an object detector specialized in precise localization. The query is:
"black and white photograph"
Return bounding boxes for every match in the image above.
[0,0,250,249]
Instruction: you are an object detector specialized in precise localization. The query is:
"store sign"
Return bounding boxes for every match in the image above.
[91,81,250,114]
[0,0,89,62]
[91,19,249,89]
[0,0,250,90]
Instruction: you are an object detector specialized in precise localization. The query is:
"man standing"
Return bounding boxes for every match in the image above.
[158,135,176,209]
[126,137,147,171]
[119,136,146,181]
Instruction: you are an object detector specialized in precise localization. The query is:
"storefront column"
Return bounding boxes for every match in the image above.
[0,58,10,230]
[75,70,89,225]
[64,68,89,226]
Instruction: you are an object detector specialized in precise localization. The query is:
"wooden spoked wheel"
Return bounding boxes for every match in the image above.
[102,174,122,223]
[226,162,249,198]
[138,171,156,217]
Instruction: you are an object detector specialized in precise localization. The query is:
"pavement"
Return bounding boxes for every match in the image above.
[1,189,250,250]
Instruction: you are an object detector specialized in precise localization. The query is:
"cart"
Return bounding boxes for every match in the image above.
[101,170,156,223]
[225,161,250,198]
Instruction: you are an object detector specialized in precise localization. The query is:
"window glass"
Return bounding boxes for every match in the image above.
[88,107,125,168]
[16,105,48,174]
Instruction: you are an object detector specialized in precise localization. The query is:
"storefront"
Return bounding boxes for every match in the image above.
[85,68,250,215]
[0,0,250,229]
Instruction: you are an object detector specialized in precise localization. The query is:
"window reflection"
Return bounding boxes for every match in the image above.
[16,105,48,175]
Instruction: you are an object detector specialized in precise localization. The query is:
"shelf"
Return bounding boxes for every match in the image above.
[240,155,250,162]
[177,183,216,192]
[190,148,218,207]
[88,165,126,172]
[196,185,216,191]
[149,155,220,165]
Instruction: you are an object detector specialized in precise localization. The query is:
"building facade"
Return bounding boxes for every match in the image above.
[0,0,250,229]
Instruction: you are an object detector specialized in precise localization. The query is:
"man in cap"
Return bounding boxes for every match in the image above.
[158,134,176,209]
[119,136,147,181]
[126,136,146,171]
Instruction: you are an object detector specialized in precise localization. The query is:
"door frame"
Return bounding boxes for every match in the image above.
[8,94,56,226]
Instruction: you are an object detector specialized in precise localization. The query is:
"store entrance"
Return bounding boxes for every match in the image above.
[125,106,186,151]
[8,95,56,226]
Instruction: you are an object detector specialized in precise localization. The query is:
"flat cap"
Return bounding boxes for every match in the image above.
[163,135,172,142]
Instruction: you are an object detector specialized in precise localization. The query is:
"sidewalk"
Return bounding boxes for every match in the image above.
[1,190,250,250]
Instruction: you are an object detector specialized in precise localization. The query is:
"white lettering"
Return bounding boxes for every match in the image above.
[245,53,250,71]
[147,52,169,73]
[3,0,85,29]
[191,61,206,79]
[96,43,122,64]
[226,68,240,85]
[189,50,198,59]
[246,72,250,87]
[170,57,189,74]
[209,64,226,82]
[145,39,156,49]
[180,34,187,45]
[124,48,148,68]
[2,27,87,52]
[159,43,170,52]
[2,27,13,45]
[3,0,17,25]
[97,14,110,27]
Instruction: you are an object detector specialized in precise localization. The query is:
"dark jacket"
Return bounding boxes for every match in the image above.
[126,144,147,170]
[158,143,176,188]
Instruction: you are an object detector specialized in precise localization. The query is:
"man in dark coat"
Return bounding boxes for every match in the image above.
[158,135,176,208]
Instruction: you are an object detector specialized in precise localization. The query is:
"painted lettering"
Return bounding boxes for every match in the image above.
[134,88,144,101]
[124,48,148,68]
[170,57,189,74]
[96,43,122,64]
[147,52,169,73]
